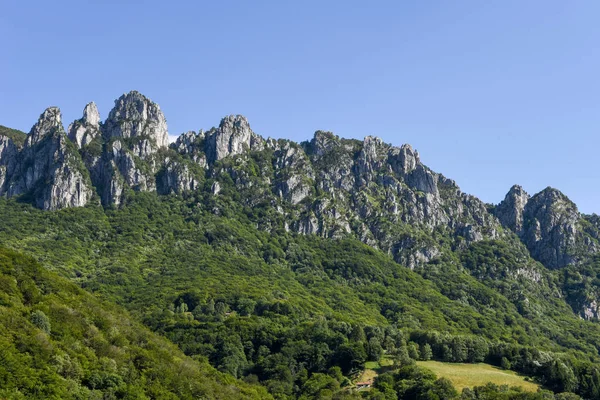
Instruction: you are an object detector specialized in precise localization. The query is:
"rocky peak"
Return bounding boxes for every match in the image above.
[83,102,100,126]
[389,144,420,176]
[68,102,101,148]
[531,187,574,205]
[5,107,93,210]
[361,136,388,163]
[307,131,339,158]
[205,115,256,163]
[355,136,389,185]
[103,91,169,154]
[493,186,595,269]
[520,187,582,269]
[495,185,530,234]
[27,107,63,145]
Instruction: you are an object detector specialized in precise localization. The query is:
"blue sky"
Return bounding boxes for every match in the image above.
[2,1,600,212]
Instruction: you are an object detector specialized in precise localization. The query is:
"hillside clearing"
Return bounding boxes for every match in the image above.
[417,361,540,392]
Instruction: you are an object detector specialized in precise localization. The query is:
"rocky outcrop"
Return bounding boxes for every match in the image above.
[204,115,264,163]
[354,136,388,186]
[102,91,169,158]
[68,102,101,148]
[495,186,599,269]
[174,131,207,167]
[521,188,584,269]
[582,300,599,320]
[271,140,314,205]
[4,107,93,210]
[158,158,199,195]
[0,135,19,193]
[74,91,172,206]
[389,144,419,176]
[495,185,530,234]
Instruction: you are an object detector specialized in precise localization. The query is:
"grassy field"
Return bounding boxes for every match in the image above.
[356,357,394,387]
[416,361,540,392]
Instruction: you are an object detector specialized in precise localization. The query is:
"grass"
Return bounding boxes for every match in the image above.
[416,361,540,392]
[357,368,378,384]
[356,356,395,388]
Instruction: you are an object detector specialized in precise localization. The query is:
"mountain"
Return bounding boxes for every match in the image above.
[2,91,600,399]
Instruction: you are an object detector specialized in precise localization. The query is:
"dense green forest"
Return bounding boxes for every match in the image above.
[1,192,599,399]
[0,246,270,399]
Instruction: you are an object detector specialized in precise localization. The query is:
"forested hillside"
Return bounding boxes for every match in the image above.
[0,193,599,399]
[0,246,269,399]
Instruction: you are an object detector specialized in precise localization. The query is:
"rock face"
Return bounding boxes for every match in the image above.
[157,158,199,195]
[271,139,314,205]
[0,135,19,193]
[102,91,169,158]
[1,107,93,210]
[521,188,585,269]
[68,102,101,148]
[73,91,171,206]
[495,185,530,234]
[495,186,598,269]
[204,115,263,163]
[168,123,501,266]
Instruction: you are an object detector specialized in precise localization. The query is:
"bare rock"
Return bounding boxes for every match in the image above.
[68,102,101,148]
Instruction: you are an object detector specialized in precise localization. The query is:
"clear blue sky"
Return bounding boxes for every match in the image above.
[2,1,600,213]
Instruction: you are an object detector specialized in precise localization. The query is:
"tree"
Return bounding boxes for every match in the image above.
[176,302,188,313]
[407,342,420,360]
[31,310,51,333]
[237,298,256,316]
[335,342,366,374]
[368,337,384,362]
[392,344,412,366]
[420,343,433,361]
[215,301,227,316]
[327,366,344,383]
[555,394,582,400]
[431,377,457,399]
[299,373,339,399]
[451,337,468,362]
[204,298,215,315]
[350,324,366,342]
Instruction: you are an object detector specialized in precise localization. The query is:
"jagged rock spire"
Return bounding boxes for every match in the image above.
[82,101,100,126]
[68,102,101,148]
[495,184,530,234]
[205,115,259,163]
[5,107,93,210]
[27,107,63,145]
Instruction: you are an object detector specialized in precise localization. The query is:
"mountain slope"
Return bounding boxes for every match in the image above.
[0,246,270,399]
[0,193,599,398]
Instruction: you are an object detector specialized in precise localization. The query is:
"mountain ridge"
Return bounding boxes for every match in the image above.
[0,91,596,267]
[2,91,600,321]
